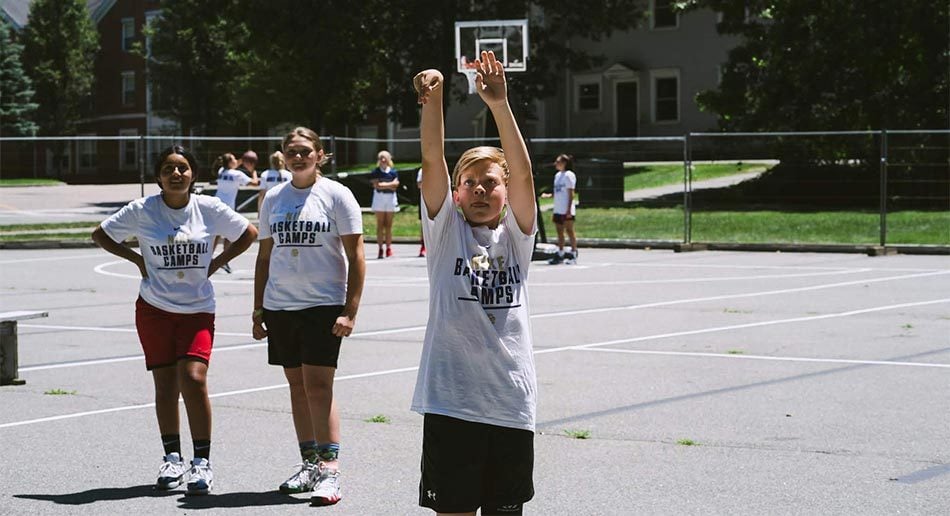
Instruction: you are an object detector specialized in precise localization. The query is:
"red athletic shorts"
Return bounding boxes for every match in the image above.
[135,297,215,370]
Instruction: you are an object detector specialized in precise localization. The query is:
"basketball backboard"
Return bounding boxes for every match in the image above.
[455,19,529,93]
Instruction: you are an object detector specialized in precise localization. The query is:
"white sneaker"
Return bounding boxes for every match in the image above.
[279,459,322,494]
[310,468,341,506]
[186,458,213,495]
[156,452,189,490]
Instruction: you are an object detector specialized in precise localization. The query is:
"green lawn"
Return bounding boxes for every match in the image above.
[364,206,949,245]
[577,207,950,245]
[624,162,769,191]
[336,162,421,174]
[0,178,65,187]
[2,208,946,246]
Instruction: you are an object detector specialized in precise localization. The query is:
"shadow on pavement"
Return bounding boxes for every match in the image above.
[15,486,310,508]
[14,484,177,504]
[177,490,310,509]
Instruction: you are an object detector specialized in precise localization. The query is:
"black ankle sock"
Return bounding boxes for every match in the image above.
[193,439,211,460]
[161,434,181,456]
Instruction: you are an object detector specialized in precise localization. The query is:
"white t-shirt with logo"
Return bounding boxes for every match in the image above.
[259,177,363,310]
[100,194,249,314]
[411,185,539,431]
[260,168,292,192]
[553,170,577,215]
[216,168,252,209]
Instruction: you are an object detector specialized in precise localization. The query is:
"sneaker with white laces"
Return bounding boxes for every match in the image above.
[564,250,576,265]
[156,452,189,490]
[186,458,213,495]
[279,459,322,494]
[310,468,341,506]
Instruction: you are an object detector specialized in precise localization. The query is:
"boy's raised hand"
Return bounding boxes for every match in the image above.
[414,69,444,105]
[474,50,507,107]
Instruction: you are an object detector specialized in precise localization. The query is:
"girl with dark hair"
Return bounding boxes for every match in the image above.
[91,145,258,496]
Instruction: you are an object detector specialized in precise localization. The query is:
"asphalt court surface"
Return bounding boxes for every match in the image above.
[1,245,948,515]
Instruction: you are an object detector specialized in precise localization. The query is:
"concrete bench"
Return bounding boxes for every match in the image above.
[0,310,49,386]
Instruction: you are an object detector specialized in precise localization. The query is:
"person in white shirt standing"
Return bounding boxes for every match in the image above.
[252,127,365,506]
[212,153,259,273]
[412,50,538,515]
[91,145,258,496]
[548,153,578,264]
[258,150,293,214]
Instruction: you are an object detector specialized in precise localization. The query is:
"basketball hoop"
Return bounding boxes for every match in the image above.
[455,19,528,95]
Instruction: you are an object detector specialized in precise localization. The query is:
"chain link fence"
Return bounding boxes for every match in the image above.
[2,130,947,249]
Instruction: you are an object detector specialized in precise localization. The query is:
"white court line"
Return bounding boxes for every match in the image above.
[529,268,869,286]
[0,253,103,265]
[533,270,950,319]
[4,298,947,429]
[19,325,428,372]
[19,270,950,371]
[578,348,950,369]
[535,298,950,356]
[0,366,420,429]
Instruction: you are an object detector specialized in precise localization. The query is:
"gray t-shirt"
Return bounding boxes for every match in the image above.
[411,185,538,431]
[258,177,363,310]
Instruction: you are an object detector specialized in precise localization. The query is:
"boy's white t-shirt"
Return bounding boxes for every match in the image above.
[216,168,252,208]
[258,177,363,310]
[411,185,539,431]
[100,194,249,314]
[260,168,292,191]
[553,170,577,215]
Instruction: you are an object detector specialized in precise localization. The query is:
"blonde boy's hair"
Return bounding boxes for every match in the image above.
[377,150,393,162]
[270,151,285,170]
[451,146,509,189]
[282,126,331,168]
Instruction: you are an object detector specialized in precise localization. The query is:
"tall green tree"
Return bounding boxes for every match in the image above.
[688,0,949,131]
[145,0,249,135]
[0,18,38,136]
[22,0,98,136]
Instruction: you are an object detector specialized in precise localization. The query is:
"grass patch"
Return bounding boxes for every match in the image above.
[624,162,767,191]
[44,388,76,395]
[365,414,390,424]
[726,349,745,355]
[0,232,93,241]
[901,323,913,329]
[563,429,591,439]
[336,162,421,174]
[571,207,950,245]
[676,438,699,446]
[0,222,95,232]
[0,178,65,187]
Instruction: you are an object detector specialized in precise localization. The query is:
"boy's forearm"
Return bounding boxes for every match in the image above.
[489,101,532,182]
[420,92,446,167]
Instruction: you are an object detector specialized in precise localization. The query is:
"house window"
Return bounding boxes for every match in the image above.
[651,0,679,29]
[651,70,680,123]
[78,136,97,169]
[575,81,601,111]
[121,71,135,106]
[121,18,135,51]
[120,129,138,169]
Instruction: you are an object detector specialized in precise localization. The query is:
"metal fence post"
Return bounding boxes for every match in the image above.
[683,133,692,244]
[329,135,337,176]
[138,136,146,197]
[879,129,888,247]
